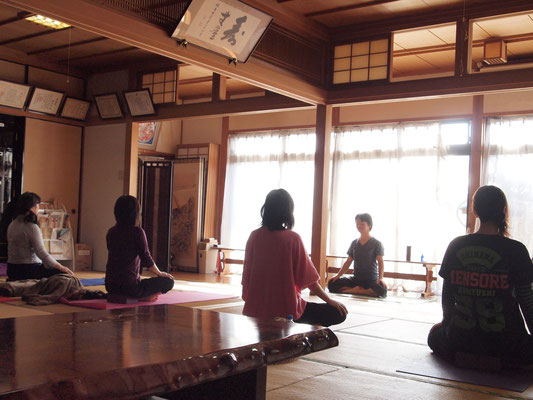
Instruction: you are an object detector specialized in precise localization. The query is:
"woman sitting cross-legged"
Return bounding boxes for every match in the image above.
[428,185,533,369]
[242,188,348,327]
[105,195,174,302]
[7,192,74,281]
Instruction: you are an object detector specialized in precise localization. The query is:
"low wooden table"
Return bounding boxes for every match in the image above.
[0,305,338,399]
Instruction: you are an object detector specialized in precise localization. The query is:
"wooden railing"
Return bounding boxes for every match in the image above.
[325,255,439,298]
[215,248,439,298]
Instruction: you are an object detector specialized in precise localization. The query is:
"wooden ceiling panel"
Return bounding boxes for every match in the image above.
[179,65,212,80]
[507,39,533,57]
[394,24,455,50]
[474,13,533,39]
[281,0,356,17]
[3,27,98,53]
[69,48,151,69]
[313,5,395,28]
[44,39,130,61]
[0,3,19,19]
[178,80,211,99]
[392,54,443,77]
[415,49,455,71]
[0,20,50,43]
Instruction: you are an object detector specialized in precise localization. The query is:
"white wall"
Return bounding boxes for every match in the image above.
[79,123,127,271]
[182,117,223,144]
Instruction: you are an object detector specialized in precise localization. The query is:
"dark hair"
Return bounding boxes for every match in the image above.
[16,192,41,225]
[114,195,140,226]
[355,213,373,230]
[473,185,509,237]
[261,189,294,231]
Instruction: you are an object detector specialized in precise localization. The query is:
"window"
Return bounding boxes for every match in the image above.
[141,70,177,104]
[483,116,533,251]
[221,130,316,250]
[328,121,471,268]
[333,38,389,84]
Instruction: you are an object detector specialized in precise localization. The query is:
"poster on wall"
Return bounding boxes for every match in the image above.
[169,159,205,272]
[137,122,161,150]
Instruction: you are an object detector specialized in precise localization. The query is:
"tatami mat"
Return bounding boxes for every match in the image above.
[339,318,433,345]
[266,367,507,400]
[266,359,339,391]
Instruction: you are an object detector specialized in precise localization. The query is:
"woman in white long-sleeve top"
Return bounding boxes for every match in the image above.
[7,192,73,281]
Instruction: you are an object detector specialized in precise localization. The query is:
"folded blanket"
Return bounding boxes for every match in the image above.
[0,274,106,305]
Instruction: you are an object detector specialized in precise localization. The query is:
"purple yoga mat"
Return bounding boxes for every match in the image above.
[397,353,533,392]
[60,290,237,310]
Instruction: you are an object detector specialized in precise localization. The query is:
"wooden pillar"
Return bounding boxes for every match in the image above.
[215,116,229,242]
[212,73,227,101]
[455,15,471,77]
[311,105,332,286]
[467,95,484,233]
[124,120,138,196]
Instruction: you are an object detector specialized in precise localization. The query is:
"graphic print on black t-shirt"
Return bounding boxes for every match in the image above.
[449,245,508,334]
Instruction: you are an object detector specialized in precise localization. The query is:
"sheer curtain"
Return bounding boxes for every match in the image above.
[221,129,316,250]
[329,121,470,276]
[483,116,533,253]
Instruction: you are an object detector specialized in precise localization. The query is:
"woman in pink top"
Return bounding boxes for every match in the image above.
[242,189,348,326]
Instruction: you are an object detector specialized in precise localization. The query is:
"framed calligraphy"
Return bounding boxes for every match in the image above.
[0,80,32,110]
[124,89,156,117]
[60,97,91,121]
[27,87,64,116]
[171,0,273,63]
[94,93,123,119]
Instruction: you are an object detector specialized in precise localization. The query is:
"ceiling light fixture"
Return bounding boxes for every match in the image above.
[25,14,70,29]
[483,39,507,65]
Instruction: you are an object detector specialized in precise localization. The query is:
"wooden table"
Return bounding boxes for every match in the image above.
[0,305,338,399]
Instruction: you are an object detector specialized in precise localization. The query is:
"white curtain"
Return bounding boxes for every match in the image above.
[221,129,316,250]
[329,121,471,277]
[483,116,533,253]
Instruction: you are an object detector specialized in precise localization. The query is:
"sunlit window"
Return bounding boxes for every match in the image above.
[329,121,471,273]
[483,116,533,251]
[221,130,316,250]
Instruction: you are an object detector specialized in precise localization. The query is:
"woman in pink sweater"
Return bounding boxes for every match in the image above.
[242,189,347,326]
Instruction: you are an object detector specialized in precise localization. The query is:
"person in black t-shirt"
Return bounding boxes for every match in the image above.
[428,185,533,368]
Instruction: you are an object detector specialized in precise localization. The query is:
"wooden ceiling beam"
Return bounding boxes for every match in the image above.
[86,93,312,124]
[0,26,67,46]
[27,36,107,55]
[1,0,326,105]
[305,0,401,18]
[327,67,533,105]
[0,10,31,26]
[0,42,86,77]
[57,46,137,63]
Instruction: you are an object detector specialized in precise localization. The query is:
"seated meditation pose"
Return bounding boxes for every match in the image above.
[428,185,533,368]
[242,188,348,327]
[7,192,74,281]
[327,213,387,298]
[105,195,174,302]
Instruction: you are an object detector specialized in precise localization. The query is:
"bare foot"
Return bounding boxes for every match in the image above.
[140,292,161,302]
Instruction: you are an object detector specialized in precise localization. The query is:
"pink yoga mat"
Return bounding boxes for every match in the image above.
[60,291,237,310]
[0,296,18,303]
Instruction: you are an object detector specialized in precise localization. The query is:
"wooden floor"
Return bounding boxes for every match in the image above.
[2,271,533,399]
